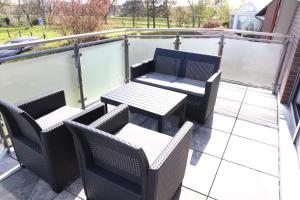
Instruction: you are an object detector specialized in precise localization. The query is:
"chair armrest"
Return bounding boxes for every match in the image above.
[41,103,105,153]
[41,124,79,183]
[207,70,221,83]
[89,104,129,134]
[70,103,106,125]
[130,59,154,80]
[204,70,222,114]
[40,103,106,181]
[16,90,66,119]
[64,120,150,193]
[148,121,193,200]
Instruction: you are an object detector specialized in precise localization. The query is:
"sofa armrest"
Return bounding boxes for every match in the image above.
[16,90,66,119]
[148,121,193,200]
[130,59,154,80]
[204,70,222,115]
[89,104,129,134]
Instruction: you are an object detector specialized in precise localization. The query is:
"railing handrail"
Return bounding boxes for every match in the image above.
[0,28,291,51]
[126,28,290,38]
[0,37,124,64]
[0,28,127,51]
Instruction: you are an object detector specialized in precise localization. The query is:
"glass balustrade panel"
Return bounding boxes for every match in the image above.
[0,50,81,107]
[80,41,125,105]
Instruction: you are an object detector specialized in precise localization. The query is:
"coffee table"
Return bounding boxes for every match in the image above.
[101,82,187,132]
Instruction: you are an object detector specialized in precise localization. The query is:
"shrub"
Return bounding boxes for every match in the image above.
[222,21,229,28]
[203,21,220,28]
[0,17,10,26]
[31,18,40,26]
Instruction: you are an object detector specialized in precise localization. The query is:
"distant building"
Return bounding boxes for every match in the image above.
[255,0,281,33]
[229,1,262,31]
[204,0,223,6]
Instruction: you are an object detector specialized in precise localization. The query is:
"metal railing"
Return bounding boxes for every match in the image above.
[0,28,291,150]
[0,28,290,51]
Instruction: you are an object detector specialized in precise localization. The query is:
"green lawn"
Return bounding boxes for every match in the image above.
[0,17,194,50]
[0,26,68,49]
[108,16,174,28]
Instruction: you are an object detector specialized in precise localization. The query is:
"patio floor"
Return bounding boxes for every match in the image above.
[0,82,279,200]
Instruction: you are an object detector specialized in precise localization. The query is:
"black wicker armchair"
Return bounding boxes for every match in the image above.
[65,104,193,200]
[0,90,106,192]
[131,48,222,123]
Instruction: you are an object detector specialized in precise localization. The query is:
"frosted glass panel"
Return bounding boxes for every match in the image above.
[221,39,284,88]
[296,130,300,165]
[0,51,81,107]
[129,38,175,65]
[179,38,219,56]
[80,41,125,105]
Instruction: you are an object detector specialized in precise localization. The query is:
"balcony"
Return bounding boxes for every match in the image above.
[0,28,296,200]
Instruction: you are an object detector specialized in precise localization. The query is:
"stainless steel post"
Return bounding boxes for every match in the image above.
[73,43,86,109]
[124,35,130,83]
[218,34,225,57]
[174,33,181,50]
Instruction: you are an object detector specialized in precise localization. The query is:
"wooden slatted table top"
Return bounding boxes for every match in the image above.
[101,82,187,116]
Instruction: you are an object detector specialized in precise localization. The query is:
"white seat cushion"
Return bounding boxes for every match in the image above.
[136,72,206,97]
[36,106,82,130]
[116,123,172,165]
[169,78,206,96]
[135,72,177,87]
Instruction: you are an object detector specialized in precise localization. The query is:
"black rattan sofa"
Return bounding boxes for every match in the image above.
[65,104,193,200]
[0,90,106,192]
[131,48,222,123]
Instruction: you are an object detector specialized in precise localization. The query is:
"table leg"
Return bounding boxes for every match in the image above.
[178,103,186,128]
[158,118,164,132]
[104,103,108,113]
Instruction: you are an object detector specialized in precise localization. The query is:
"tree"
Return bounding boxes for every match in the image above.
[19,0,35,27]
[195,0,205,27]
[217,0,229,27]
[150,0,161,28]
[0,0,10,16]
[144,0,150,28]
[50,0,111,35]
[36,0,50,26]
[187,0,197,27]
[203,6,215,19]
[122,0,144,27]
[172,6,186,27]
[151,0,156,28]
[105,0,117,24]
[162,0,175,28]
[0,0,9,11]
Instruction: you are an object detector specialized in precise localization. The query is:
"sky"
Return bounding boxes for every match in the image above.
[226,0,271,9]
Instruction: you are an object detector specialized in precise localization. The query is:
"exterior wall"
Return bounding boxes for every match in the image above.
[279,3,300,103]
[273,0,298,35]
[261,0,279,33]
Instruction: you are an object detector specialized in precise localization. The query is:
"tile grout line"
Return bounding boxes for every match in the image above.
[205,86,249,200]
[230,133,278,148]
[189,148,223,160]
[189,146,279,178]
[242,102,278,111]
[218,95,278,112]
[217,96,243,103]
[221,158,279,178]
[181,185,212,199]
